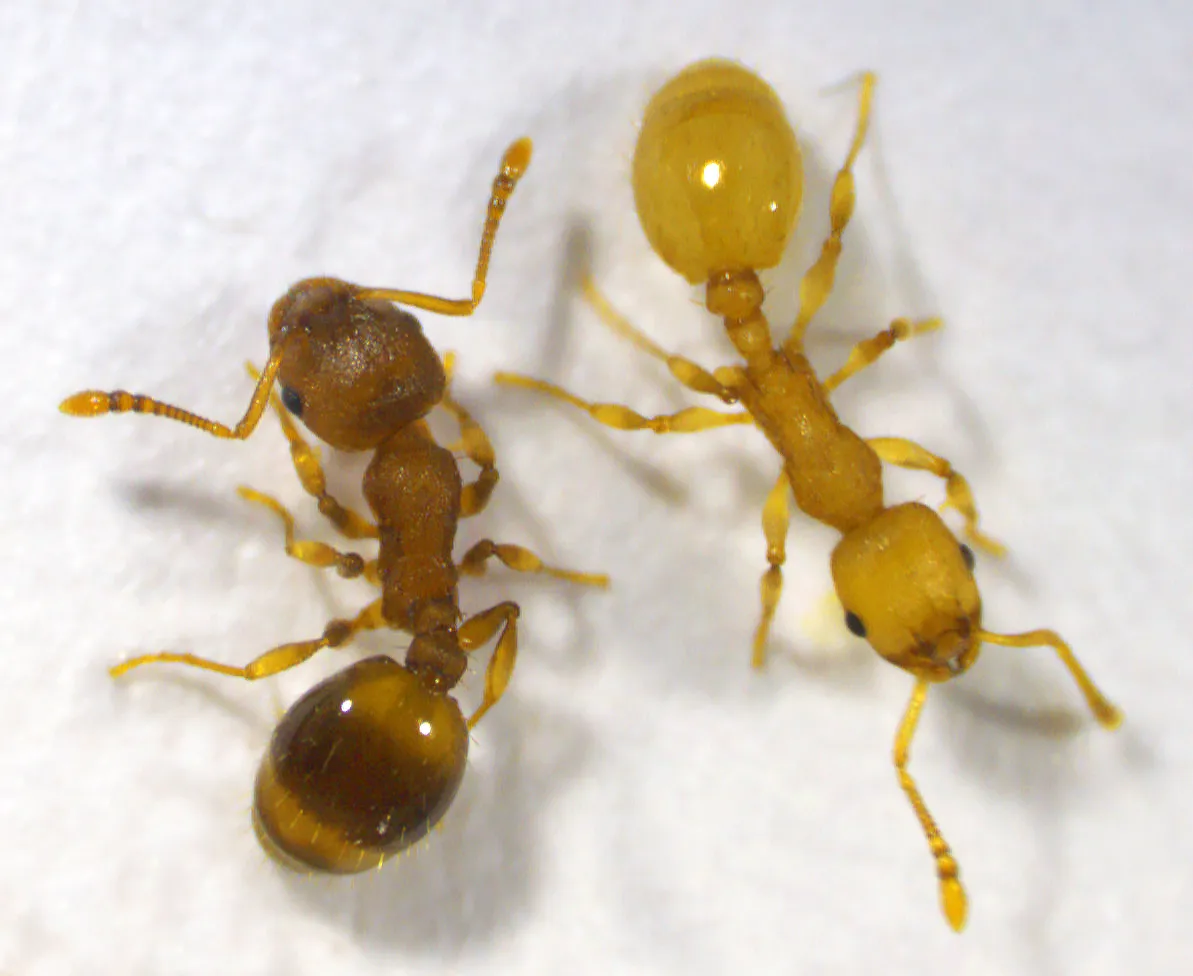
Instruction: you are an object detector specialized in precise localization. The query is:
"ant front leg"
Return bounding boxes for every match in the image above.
[458,601,521,728]
[110,599,386,681]
[237,486,378,583]
[752,471,792,669]
[581,276,738,404]
[867,437,1006,556]
[459,539,609,588]
[246,363,378,540]
[437,353,499,518]
[822,317,942,393]
[494,372,754,435]
[783,71,877,355]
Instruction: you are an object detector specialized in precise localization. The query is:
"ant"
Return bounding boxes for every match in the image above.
[60,138,607,874]
[495,60,1122,929]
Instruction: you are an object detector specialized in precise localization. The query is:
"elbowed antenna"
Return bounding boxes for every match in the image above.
[977,628,1123,729]
[59,342,286,441]
[357,137,534,317]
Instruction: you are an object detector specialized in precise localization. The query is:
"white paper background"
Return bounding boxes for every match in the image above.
[3,2,1190,974]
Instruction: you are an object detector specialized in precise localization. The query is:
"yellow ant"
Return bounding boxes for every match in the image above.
[495,60,1121,929]
[60,138,608,873]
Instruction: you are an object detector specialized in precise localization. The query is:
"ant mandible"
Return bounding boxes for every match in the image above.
[495,60,1122,929]
[61,138,607,874]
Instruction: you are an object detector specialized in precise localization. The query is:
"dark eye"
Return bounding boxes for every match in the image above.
[959,544,975,572]
[844,611,867,638]
[280,385,303,417]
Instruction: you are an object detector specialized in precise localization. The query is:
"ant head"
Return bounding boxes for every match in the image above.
[632,58,803,285]
[831,502,982,681]
[266,278,446,451]
[252,655,468,873]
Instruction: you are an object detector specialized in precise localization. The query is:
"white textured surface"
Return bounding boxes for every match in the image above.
[3,2,1190,974]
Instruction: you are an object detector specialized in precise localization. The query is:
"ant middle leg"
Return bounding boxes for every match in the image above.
[752,471,792,669]
[783,71,877,355]
[494,372,755,434]
[110,599,386,681]
[458,601,521,728]
[867,437,1006,555]
[237,486,378,583]
[822,316,943,393]
[894,679,968,931]
[459,539,609,588]
[581,276,737,404]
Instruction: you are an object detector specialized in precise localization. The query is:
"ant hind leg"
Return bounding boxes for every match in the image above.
[110,599,386,681]
[783,71,877,355]
[582,276,737,403]
[458,602,521,728]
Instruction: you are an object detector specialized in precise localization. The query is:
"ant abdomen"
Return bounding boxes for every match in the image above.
[252,655,468,874]
[633,58,802,284]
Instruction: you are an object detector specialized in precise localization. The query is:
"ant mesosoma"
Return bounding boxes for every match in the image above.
[495,61,1122,929]
[61,138,607,874]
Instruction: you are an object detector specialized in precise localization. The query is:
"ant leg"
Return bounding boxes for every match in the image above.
[435,354,499,518]
[581,276,738,403]
[867,437,1006,555]
[245,363,378,540]
[822,317,942,393]
[752,471,791,669]
[110,599,386,680]
[237,486,378,583]
[356,139,533,317]
[894,679,968,932]
[460,539,609,588]
[782,71,877,356]
[978,629,1123,729]
[494,372,755,434]
[457,601,521,728]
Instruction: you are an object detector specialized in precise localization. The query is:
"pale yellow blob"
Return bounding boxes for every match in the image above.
[633,59,803,283]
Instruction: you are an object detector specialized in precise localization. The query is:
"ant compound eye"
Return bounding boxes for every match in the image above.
[280,385,303,417]
[959,544,975,572]
[844,611,867,638]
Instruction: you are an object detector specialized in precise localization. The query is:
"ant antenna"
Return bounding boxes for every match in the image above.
[59,343,286,440]
[358,138,533,316]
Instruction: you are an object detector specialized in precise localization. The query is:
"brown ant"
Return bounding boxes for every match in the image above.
[61,138,607,874]
[495,61,1121,929]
